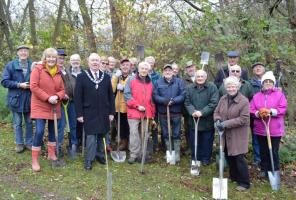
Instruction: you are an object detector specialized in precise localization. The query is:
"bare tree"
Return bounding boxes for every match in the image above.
[78,0,97,53]
[0,0,14,54]
[29,0,38,54]
[286,0,296,49]
[52,0,66,47]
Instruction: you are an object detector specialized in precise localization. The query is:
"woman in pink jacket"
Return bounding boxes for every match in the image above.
[250,71,287,178]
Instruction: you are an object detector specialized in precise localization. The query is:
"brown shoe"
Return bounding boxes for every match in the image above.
[15,144,25,153]
[119,139,128,151]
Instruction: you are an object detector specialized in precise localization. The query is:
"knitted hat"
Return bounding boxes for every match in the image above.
[261,71,276,84]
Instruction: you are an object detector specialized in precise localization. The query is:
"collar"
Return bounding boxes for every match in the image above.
[194,81,208,88]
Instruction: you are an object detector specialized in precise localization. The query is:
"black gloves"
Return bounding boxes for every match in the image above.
[214,120,225,132]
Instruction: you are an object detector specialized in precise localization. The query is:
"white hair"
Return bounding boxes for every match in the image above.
[70,54,81,61]
[195,70,207,78]
[224,76,241,89]
[144,56,155,63]
[229,64,241,71]
[138,61,150,69]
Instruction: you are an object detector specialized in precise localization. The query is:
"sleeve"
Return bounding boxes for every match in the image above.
[184,87,195,116]
[124,77,140,109]
[111,75,118,93]
[172,80,185,104]
[29,67,50,102]
[1,64,19,89]
[74,74,83,118]
[108,79,115,115]
[55,77,65,100]
[213,98,223,121]
[272,92,287,118]
[201,84,219,117]
[223,100,250,128]
[249,95,259,118]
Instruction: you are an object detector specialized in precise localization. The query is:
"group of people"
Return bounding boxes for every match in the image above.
[2,46,287,191]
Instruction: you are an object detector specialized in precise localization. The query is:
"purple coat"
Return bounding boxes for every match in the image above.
[250,88,287,137]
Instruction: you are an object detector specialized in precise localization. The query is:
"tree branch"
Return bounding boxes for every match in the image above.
[183,0,205,12]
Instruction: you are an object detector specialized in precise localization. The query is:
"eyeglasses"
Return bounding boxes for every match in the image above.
[101,62,109,65]
[264,80,274,84]
[231,70,241,73]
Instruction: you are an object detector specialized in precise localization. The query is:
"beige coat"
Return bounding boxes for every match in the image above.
[111,75,129,113]
[214,92,250,156]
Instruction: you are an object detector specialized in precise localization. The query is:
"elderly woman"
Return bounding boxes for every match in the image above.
[219,64,253,100]
[30,48,65,172]
[214,76,250,191]
[250,71,287,178]
[185,70,219,175]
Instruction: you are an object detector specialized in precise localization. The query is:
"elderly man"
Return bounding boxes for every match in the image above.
[172,63,180,77]
[107,56,117,77]
[219,65,253,100]
[185,70,219,175]
[74,53,115,170]
[249,62,265,166]
[124,61,156,164]
[145,56,161,151]
[153,64,185,162]
[214,51,249,88]
[129,57,138,74]
[57,50,80,159]
[1,45,33,153]
[111,58,131,150]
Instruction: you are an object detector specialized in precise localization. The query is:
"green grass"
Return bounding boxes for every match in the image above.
[0,122,295,200]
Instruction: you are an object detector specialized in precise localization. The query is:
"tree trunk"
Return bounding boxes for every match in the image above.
[286,0,296,50]
[52,0,66,47]
[78,0,97,53]
[28,0,38,55]
[0,0,14,54]
[108,0,126,57]
[3,0,15,32]
[17,3,29,35]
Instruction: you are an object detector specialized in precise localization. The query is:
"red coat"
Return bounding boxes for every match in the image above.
[30,64,65,120]
[124,75,155,119]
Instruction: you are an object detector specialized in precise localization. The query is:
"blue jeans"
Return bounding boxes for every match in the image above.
[33,119,56,147]
[159,115,181,140]
[189,128,214,162]
[251,132,261,163]
[58,101,77,147]
[12,112,33,145]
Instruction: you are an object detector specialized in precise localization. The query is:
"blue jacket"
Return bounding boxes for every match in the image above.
[153,76,185,114]
[149,70,161,86]
[1,59,32,113]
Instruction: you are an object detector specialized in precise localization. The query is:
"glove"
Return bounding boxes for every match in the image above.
[115,69,122,77]
[215,120,225,132]
[259,108,271,119]
[117,83,124,91]
[168,98,174,106]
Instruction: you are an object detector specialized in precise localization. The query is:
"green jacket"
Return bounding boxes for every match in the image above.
[219,79,253,100]
[185,82,219,131]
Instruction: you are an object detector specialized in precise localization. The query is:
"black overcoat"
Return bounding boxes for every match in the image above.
[74,69,115,135]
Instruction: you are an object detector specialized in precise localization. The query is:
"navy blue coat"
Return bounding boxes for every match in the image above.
[153,76,185,114]
[1,59,32,113]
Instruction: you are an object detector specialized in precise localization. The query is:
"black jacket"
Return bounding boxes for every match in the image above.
[214,66,249,88]
[74,69,115,135]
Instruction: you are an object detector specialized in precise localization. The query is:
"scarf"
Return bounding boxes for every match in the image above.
[46,64,58,77]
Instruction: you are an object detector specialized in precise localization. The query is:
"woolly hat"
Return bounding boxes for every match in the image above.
[261,71,276,84]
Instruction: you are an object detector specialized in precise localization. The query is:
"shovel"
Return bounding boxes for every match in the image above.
[111,110,126,162]
[103,138,112,200]
[166,105,176,165]
[200,51,210,70]
[140,118,149,174]
[262,116,281,191]
[191,117,200,175]
[212,129,228,200]
[52,107,66,168]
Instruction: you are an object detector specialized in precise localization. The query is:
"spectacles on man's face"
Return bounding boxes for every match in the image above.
[231,70,241,73]
[101,62,109,65]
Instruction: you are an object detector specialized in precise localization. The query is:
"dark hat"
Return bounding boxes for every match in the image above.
[251,62,265,69]
[57,49,67,56]
[16,45,30,51]
[120,58,130,64]
[185,60,195,68]
[227,51,239,57]
[163,64,172,70]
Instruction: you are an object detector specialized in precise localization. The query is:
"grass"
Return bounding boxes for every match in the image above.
[0,122,296,200]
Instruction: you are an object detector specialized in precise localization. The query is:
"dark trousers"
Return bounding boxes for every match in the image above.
[76,121,84,147]
[159,115,182,140]
[189,129,214,162]
[115,112,130,140]
[225,143,250,188]
[85,134,104,162]
[257,135,281,171]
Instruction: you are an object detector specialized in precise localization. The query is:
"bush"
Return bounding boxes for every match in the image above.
[279,130,296,164]
[0,87,12,122]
